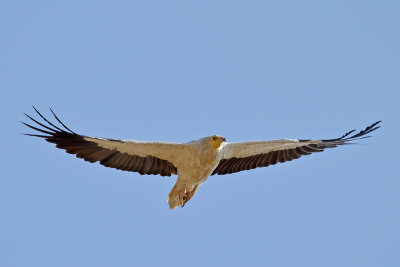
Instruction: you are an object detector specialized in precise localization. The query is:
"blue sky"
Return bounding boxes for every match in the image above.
[1,1,399,266]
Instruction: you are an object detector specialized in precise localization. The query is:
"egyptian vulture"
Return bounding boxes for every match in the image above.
[22,107,381,209]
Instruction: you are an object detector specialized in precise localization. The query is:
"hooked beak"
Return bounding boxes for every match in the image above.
[222,137,226,142]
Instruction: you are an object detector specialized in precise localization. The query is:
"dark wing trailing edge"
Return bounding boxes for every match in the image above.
[212,121,381,175]
[22,107,177,176]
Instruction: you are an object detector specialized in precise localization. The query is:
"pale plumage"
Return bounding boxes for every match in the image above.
[22,107,381,209]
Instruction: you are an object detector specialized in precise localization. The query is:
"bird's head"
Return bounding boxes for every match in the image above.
[209,135,226,150]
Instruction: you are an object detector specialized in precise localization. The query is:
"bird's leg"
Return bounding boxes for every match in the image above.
[183,185,199,206]
[178,184,199,208]
[179,185,187,208]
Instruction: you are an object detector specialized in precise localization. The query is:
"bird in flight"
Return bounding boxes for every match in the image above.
[22,107,381,209]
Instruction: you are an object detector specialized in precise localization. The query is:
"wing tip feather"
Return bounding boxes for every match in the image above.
[322,120,382,143]
[22,106,78,138]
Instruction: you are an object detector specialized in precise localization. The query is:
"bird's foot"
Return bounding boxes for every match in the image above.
[181,196,187,208]
[178,187,187,208]
[179,185,199,208]
[184,185,198,204]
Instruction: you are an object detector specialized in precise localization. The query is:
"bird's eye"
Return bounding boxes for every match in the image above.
[213,136,217,141]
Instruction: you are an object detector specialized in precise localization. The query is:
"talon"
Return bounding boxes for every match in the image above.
[178,187,186,208]
[181,195,187,208]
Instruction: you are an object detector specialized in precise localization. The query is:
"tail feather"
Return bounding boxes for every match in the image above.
[168,182,184,210]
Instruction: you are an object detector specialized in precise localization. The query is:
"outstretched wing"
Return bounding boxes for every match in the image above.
[22,107,185,176]
[212,121,381,175]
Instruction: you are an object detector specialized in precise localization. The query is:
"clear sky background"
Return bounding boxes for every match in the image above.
[1,1,399,266]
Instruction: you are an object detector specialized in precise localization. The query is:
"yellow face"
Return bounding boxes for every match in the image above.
[209,135,226,150]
